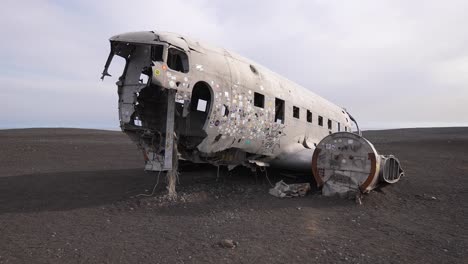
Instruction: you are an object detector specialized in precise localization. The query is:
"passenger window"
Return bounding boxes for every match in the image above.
[318,116,323,126]
[293,106,300,119]
[307,110,312,123]
[328,119,332,130]
[338,122,341,132]
[167,48,189,73]
[275,98,285,124]
[254,92,265,108]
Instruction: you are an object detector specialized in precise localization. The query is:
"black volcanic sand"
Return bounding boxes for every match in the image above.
[0,128,466,263]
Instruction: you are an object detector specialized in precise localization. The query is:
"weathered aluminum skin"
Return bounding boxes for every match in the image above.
[103,30,354,171]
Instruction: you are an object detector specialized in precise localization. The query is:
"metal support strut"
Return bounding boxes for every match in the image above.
[163,89,176,170]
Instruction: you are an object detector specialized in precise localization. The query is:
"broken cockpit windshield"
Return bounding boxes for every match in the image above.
[101,43,165,80]
[167,48,189,73]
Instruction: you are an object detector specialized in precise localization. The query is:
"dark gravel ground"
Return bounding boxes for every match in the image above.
[0,127,466,263]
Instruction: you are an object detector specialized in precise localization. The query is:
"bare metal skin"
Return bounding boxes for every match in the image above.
[101,30,357,173]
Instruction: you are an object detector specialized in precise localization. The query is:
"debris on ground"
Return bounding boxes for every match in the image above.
[218,239,238,249]
[269,181,310,198]
[321,180,360,198]
[415,194,439,201]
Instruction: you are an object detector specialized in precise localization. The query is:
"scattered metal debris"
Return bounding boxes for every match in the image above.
[269,181,311,198]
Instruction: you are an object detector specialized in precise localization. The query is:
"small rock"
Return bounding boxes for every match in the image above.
[219,239,237,249]
[431,196,437,200]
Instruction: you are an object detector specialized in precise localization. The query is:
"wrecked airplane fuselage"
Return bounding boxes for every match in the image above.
[101,30,403,196]
[101,30,354,173]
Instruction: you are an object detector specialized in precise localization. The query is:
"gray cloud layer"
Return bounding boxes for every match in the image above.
[1,0,467,129]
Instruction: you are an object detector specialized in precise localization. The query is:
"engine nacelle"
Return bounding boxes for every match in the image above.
[312,132,404,197]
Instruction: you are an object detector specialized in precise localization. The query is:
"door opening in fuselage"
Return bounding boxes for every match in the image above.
[175,82,213,149]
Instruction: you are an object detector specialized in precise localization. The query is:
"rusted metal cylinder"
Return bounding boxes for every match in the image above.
[312,132,402,196]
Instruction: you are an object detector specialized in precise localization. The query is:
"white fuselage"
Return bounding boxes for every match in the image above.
[102,31,354,171]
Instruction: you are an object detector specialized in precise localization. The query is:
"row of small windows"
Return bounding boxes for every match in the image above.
[290,103,339,131]
[252,91,347,131]
[153,47,349,132]
[301,109,344,131]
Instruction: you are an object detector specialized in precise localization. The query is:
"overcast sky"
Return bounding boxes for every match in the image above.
[1,0,467,130]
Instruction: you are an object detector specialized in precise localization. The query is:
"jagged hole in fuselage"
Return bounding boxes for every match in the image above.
[134,81,213,151]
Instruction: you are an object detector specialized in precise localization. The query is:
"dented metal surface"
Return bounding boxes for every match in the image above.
[312,132,404,197]
[101,30,356,173]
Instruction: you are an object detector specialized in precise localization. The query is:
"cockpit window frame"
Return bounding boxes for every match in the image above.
[166,47,190,73]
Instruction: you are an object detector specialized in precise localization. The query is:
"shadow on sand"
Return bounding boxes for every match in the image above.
[0,164,339,215]
[0,168,153,214]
